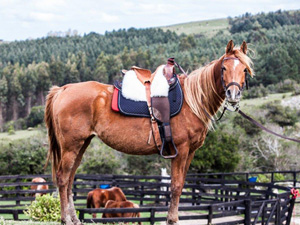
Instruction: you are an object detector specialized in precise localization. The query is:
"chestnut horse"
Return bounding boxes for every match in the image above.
[86,187,127,218]
[102,200,141,225]
[31,177,49,197]
[45,40,253,225]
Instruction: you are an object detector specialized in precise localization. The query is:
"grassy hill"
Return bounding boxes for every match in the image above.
[161,18,230,36]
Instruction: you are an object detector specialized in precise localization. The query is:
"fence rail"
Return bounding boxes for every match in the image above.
[0,171,298,224]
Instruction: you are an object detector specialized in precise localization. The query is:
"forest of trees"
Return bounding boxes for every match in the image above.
[0,10,299,130]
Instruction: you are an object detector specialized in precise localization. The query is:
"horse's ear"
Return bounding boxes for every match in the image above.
[226,40,234,54]
[240,41,248,54]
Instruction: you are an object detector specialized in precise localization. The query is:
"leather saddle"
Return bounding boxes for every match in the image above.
[112,58,184,159]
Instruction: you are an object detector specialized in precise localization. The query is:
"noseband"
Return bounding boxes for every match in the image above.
[221,57,249,93]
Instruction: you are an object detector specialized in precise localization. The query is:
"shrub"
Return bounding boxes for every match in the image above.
[26,106,45,128]
[0,134,50,175]
[78,139,125,175]
[243,84,268,99]
[274,173,285,181]
[24,194,61,222]
[3,121,15,132]
[233,115,263,136]
[257,174,269,183]
[190,127,240,173]
[263,101,298,126]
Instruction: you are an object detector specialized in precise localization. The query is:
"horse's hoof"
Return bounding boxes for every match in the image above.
[166,219,179,225]
[73,221,82,225]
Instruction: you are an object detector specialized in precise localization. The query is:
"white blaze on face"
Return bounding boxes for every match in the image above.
[231,60,240,100]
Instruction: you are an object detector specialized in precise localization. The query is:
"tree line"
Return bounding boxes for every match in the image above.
[0,10,299,130]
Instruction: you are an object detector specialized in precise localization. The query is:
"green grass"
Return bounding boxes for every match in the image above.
[161,18,230,36]
[0,129,41,143]
[240,92,293,110]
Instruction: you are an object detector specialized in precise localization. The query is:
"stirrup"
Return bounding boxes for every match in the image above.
[159,138,178,159]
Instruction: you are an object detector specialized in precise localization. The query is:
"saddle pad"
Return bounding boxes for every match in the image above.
[113,79,183,118]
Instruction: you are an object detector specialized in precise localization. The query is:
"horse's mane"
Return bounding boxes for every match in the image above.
[184,48,254,130]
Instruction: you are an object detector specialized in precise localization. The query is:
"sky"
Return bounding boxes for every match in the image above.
[0,0,299,41]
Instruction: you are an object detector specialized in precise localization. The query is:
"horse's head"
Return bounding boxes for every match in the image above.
[221,40,253,106]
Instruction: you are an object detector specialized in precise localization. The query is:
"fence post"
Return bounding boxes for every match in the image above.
[208,205,213,225]
[79,209,84,221]
[150,208,156,225]
[12,210,19,220]
[73,177,77,201]
[140,185,144,206]
[293,171,297,187]
[276,199,281,225]
[15,178,21,206]
[286,198,296,225]
[244,199,252,225]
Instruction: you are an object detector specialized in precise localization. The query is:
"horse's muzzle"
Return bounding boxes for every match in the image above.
[226,88,241,105]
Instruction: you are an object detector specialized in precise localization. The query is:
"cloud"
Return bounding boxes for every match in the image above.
[29,12,61,22]
[100,12,120,23]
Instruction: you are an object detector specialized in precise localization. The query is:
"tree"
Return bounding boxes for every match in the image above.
[35,62,51,105]
[21,63,38,116]
[49,56,65,86]
[0,76,8,131]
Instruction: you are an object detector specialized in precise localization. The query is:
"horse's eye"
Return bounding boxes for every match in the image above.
[222,66,226,71]
[244,68,248,73]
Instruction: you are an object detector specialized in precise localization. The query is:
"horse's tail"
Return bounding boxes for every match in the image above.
[86,191,94,208]
[44,86,62,184]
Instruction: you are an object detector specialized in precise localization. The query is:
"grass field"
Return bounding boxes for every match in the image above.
[240,92,293,109]
[0,129,41,143]
[161,18,230,36]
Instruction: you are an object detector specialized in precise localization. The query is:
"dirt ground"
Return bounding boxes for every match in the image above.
[159,202,300,225]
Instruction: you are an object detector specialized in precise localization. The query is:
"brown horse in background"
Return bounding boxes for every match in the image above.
[31,177,49,197]
[45,40,254,225]
[86,187,127,218]
[102,200,141,225]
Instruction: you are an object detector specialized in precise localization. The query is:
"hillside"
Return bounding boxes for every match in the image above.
[0,9,299,131]
[161,18,230,36]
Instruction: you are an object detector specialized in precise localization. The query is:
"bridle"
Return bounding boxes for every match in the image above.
[202,57,249,122]
[221,57,249,97]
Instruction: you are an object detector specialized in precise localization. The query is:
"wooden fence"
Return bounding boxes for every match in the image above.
[0,171,298,224]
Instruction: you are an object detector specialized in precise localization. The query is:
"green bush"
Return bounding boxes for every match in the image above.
[257,174,269,183]
[3,121,15,132]
[243,84,268,99]
[233,115,263,136]
[26,106,45,128]
[262,101,298,126]
[78,139,124,175]
[190,127,240,173]
[0,134,50,175]
[24,194,61,222]
[274,173,285,181]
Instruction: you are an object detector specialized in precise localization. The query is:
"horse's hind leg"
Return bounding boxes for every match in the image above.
[66,136,94,225]
[57,138,90,225]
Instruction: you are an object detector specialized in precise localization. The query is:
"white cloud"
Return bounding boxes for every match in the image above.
[29,12,61,22]
[100,12,120,23]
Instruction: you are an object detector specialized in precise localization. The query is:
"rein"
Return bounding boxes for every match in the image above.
[237,109,300,143]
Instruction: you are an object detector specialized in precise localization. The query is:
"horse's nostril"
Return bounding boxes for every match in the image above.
[237,90,241,97]
[226,89,231,97]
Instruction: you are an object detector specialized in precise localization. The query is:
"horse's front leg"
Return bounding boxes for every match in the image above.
[167,144,189,225]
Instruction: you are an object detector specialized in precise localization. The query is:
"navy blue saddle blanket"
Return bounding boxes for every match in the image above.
[112,79,183,118]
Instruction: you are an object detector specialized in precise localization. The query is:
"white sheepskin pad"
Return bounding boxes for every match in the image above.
[121,65,169,101]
